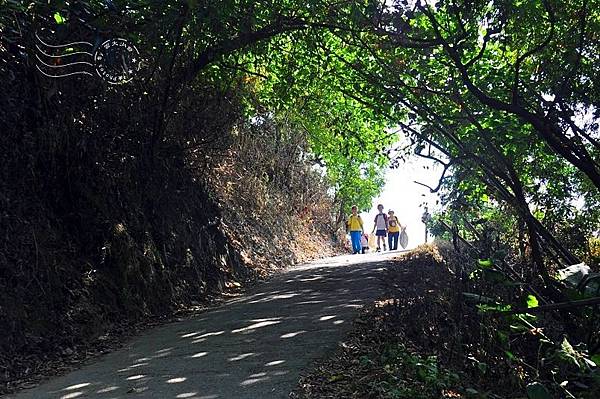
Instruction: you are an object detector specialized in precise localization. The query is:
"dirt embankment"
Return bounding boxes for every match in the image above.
[0,117,337,395]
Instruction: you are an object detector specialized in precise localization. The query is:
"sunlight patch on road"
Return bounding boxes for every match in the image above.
[126,374,146,381]
[60,392,84,399]
[198,331,225,338]
[295,300,325,305]
[319,315,336,321]
[192,330,225,342]
[188,352,208,358]
[248,317,282,322]
[181,331,205,338]
[324,303,362,310]
[228,352,256,361]
[118,362,149,372]
[248,372,267,378]
[265,360,285,366]
[156,347,174,353]
[280,331,306,339]
[247,292,299,303]
[240,376,270,386]
[63,383,90,391]
[96,386,119,393]
[298,276,324,281]
[232,320,281,333]
[166,377,187,384]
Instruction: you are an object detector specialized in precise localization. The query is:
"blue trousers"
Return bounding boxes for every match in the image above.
[388,232,399,250]
[350,231,362,253]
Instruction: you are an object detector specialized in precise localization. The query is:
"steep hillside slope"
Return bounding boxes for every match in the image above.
[0,93,336,394]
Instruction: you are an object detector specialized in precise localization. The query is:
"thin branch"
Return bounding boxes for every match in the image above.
[512,0,555,105]
[184,16,308,84]
[491,297,600,316]
[219,62,269,79]
[413,157,453,193]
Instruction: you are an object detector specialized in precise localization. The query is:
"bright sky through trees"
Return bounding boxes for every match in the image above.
[367,157,440,250]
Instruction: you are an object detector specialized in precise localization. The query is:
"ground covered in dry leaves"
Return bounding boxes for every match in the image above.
[292,244,598,399]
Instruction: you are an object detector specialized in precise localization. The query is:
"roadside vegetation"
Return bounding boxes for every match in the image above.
[294,244,600,398]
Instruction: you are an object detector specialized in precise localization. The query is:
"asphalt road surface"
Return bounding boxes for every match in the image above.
[8,251,400,399]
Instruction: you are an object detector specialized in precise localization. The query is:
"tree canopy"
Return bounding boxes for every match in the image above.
[2,0,599,272]
[2,0,600,395]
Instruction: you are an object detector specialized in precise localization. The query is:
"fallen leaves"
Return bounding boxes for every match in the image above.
[292,245,528,399]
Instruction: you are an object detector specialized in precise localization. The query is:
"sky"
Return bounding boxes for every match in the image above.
[365,156,441,250]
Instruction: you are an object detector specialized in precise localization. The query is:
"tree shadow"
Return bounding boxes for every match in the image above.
[9,255,391,399]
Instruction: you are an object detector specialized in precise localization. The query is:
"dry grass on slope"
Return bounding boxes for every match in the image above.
[203,121,340,279]
[292,245,529,399]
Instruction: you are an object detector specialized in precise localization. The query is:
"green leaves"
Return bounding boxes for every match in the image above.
[558,337,581,368]
[526,382,551,399]
[53,11,65,24]
[526,294,539,309]
[235,26,397,215]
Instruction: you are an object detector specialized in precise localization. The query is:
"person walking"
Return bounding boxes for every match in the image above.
[346,205,364,254]
[373,204,388,251]
[387,210,400,250]
[360,233,369,254]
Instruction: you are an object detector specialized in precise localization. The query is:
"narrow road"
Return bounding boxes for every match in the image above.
[9,252,398,399]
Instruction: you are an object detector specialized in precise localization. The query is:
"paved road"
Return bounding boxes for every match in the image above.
[8,252,398,399]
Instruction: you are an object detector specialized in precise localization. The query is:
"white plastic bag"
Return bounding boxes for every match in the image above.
[399,227,408,249]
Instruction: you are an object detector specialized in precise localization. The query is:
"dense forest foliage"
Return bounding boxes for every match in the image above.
[1,0,600,397]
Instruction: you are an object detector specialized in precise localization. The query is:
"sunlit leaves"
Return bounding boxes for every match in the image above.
[226,23,397,213]
[53,11,65,24]
[526,294,539,308]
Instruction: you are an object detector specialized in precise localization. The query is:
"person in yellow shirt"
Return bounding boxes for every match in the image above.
[387,210,401,250]
[346,205,364,254]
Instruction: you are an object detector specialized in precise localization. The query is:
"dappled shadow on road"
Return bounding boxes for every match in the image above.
[10,255,392,399]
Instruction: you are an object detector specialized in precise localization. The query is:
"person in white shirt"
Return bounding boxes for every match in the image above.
[372,204,388,251]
